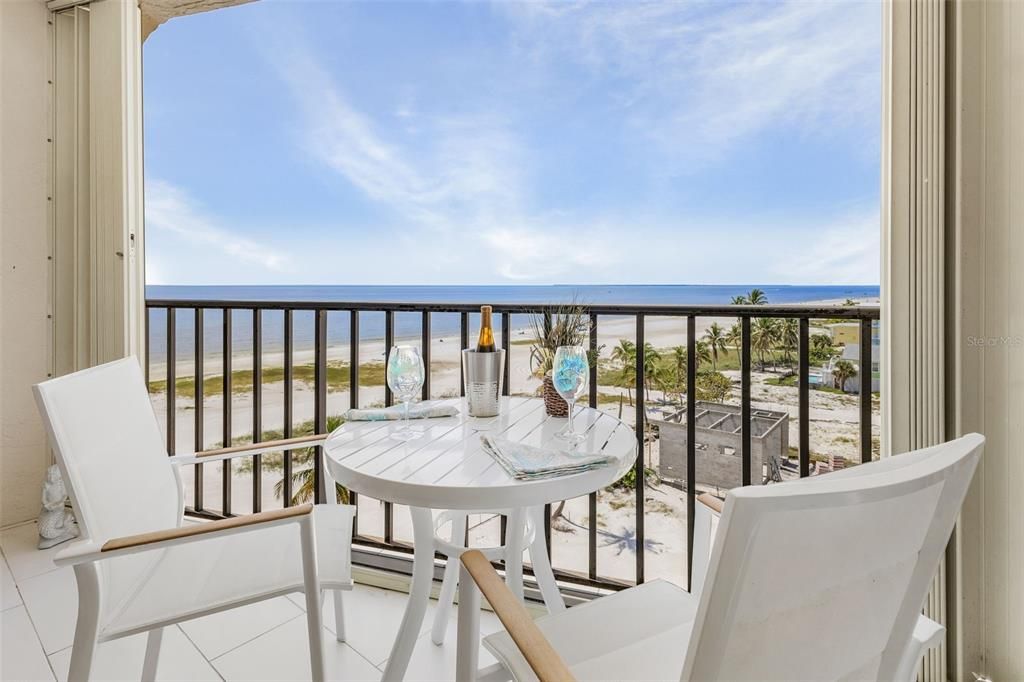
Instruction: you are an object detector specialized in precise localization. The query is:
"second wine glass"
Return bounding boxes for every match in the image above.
[386,345,425,441]
[552,345,589,443]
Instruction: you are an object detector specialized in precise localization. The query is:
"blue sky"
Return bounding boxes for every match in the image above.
[143,0,881,286]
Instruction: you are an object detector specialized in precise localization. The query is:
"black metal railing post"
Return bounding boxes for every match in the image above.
[502,312,511,396]
[194,308,204,511]
[740,316,752,487]
[799,317,811,478]
[860,318,873,463]
[252,309,262,513]
[421,311,431,400]
[283,309,294,507]
[314,309,327,503]
[222,308,233,515]
[350,311,360,410]
[166,308,176,456]
[382,309,395,541]
[348,310,360,520]
[588,312,599,582]
[634,314,646,584]
[460,311,469,397]
[685,315,696,590]
[384,310,394,407]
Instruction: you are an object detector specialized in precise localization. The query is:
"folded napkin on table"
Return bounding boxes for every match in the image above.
[480,434,614,481]
[342,402,458,421]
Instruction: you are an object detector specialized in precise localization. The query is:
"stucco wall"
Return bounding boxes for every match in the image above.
[1,0,51,526]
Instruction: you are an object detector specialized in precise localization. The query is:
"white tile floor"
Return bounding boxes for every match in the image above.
[0,521,503,682]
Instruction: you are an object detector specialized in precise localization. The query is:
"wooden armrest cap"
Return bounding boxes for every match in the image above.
[101,504,313,552]
[196,434,327,459]
[460,550,575,682]
[697,493,724,514]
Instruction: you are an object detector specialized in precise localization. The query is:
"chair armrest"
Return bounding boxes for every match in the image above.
[690,494,724,596]
[169,434,328,465]
[894,614,945,682]
[460,550,575,682]
[697,493,724,515]
[55,504,313,567]
[54,538,105,567]
[912,614,944,651]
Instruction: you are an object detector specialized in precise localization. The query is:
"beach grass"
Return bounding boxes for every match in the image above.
[764,375,798,387]
[148,360,390,398]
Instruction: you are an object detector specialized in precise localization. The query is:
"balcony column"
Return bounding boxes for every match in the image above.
[881,0,947,680]
[52,0,146,373]
[946,1,1024,680]
[89,0,146,365]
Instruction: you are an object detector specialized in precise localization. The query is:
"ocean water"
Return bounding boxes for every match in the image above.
[146,284,880,363]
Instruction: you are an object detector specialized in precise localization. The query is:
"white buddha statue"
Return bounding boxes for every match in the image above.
[38,465,79,549]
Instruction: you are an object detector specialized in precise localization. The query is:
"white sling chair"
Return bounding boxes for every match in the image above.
[456,433,983,681]
[34,358,355,682]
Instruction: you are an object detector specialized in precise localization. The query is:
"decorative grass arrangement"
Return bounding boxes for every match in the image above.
[528,305,602,417]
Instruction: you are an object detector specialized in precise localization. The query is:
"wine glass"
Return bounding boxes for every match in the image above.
[386,345,425,441]
[552,345,589,443]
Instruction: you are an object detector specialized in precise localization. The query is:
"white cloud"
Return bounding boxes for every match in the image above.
[145,179,292,279]
[482,226,618,281]
[270,48,524,235]
[233,2,881,286]
[500,0,881,168]
[768,208,881,284]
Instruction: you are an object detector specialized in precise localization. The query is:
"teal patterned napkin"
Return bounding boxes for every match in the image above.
[480,434,614,481]
[342,403,458,421]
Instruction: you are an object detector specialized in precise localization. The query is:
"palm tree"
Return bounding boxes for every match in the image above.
[810,332,836,363]
[274,415,349,506]
[703,322,728,369]
[832,360,858,392]
[777,318,798,365]
[726,321,743,349]
[750,317,779,370]
[811,333,834,355]
[671,345,687,384]
[642,342,661,393]
[730,295,748,305]
[747,288,768,305]
[694,340,712,368]
[611,339,636,406]
[666,343,708,394]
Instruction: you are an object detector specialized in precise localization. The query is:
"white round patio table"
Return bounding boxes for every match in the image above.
[323,396,637,682]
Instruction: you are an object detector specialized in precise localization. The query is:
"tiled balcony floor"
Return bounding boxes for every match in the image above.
[0,521,503,681]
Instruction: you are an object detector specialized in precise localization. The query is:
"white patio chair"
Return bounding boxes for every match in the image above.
[33,357,355,682]
[455,433,983,682]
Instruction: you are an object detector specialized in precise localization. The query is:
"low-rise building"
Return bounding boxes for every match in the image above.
[652,401,789,489]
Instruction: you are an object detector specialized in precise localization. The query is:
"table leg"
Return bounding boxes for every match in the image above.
[528,505,566,612]
[431,514,467,645]
[381,507,434,682]
[455,561,481,682]
[504,507,526,601]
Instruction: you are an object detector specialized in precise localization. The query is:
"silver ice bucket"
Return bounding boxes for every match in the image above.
[462,349,505,417]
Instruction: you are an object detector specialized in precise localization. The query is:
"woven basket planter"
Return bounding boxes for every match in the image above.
[542,374,569,417]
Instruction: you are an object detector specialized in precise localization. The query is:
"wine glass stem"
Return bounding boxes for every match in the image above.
[403,400,411,430]
[567,399,576,435]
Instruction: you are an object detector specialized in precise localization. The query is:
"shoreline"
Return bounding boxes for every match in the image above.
[148,296,878,378]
